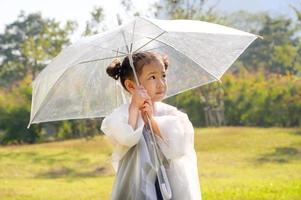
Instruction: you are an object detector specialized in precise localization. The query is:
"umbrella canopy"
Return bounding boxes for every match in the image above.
[27,16,260,128]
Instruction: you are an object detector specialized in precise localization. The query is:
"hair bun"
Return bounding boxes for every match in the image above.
[106,58,122,80]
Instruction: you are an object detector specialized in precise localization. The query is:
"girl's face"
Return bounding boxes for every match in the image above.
[138,60,167,102]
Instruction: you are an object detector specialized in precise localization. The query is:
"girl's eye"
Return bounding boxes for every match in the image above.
[162,74,166,78]
[149,75,156,80]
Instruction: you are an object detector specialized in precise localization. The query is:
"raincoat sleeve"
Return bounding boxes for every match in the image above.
[100,108,144,148]
[153,109,194,160]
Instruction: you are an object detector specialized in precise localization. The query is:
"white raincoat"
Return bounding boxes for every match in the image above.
[101,101,202,200]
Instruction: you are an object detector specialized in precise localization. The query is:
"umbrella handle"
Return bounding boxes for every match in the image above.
[146,114,173,200]
[159,165,172,200]
[144,112,168,146]
[128,53,140,86]
[146,114,159,162]
[127,53,172,198]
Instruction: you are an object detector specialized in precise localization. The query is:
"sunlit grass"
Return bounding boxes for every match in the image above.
[0,127,301,199]
[196,127,301,200]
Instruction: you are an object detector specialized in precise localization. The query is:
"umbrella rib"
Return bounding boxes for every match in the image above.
[130,19,136,53]
[136,45,167,52]
[78,54,125,65]
[138,16,166,34]
[133,31,167,53]
[94,45,128,55]
[29,113,108,125]
[140,36,220,82]
[120,29,130,54]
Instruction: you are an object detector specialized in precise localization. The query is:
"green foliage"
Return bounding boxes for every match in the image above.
[165,70,301,127]
[0,10,106,144]
[155,0,226,24]
[0,11,77,87]
[82,6,106,36]
[290,3,301,23]
[228,12,301,75]
[0,74,42,144]
[56,121,73,139]
[222,70,301,127]
[164,90,205,126]
[0,74,101,144]
[55,119,102,140]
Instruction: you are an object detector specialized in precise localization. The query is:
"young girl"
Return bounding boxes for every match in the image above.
[101,51,202,200]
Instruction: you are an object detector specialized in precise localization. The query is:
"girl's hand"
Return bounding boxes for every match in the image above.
[140,99,153,124]
[131,85,151,109]
[140,100,166,144]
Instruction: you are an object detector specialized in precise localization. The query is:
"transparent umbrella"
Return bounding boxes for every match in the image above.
[27,16,261,128]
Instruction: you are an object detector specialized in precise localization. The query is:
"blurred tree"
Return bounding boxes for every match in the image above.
[0,11,77,88]
[164,89,206,127]
[290,3,301,23]
[228,11,301,75]
[0,74,42,144]
[121,0,141,17]
[222,69,301,127]
[153,0,225,23]
[82,6,106,36]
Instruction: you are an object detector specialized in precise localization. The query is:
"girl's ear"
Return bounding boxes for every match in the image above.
[124,79,137,94]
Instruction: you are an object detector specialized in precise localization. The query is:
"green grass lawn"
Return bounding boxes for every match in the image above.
[0,127,301,200]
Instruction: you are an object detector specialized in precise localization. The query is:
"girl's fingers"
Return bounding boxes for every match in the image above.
[144,100,152,107]
[145,98,152,104]
[140,104,148,111]
[141,105,152,115]
[142,102,150,108]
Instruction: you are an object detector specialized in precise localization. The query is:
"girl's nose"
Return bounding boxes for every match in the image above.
[157,78,165,89]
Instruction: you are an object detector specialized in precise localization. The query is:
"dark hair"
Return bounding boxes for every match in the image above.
[106,51,169,92]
